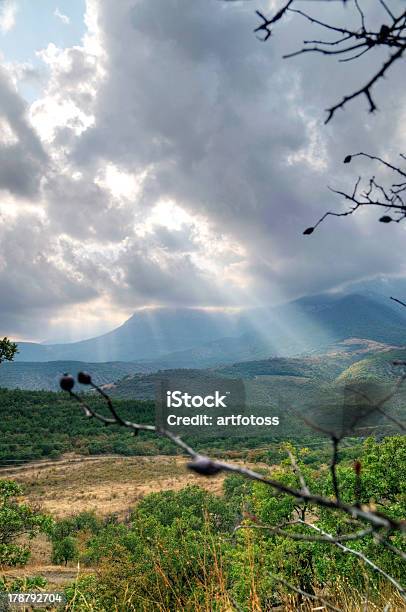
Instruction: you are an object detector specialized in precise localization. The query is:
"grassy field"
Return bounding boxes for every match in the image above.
[0,454,232,519]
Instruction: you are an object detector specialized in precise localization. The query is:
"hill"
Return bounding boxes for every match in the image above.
[0,337,395,394]
[0,361,152,392]
[338,347,406,384]
[288,293,406,346]
[0,387,315,464]
[1,338,403,465]
[107,338,393,399]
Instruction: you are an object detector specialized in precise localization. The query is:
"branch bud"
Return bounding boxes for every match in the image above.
[187,456,223,476]
[78,372,92,385]
[303,227,315,236]
[60,374,75,392]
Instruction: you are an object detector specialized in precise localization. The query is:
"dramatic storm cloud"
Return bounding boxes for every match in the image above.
[0,0,405,340]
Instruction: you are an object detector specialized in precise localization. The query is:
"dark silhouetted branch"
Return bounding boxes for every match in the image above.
[238,1,406,122]
[303,152,406,234]
[391,296,406,309]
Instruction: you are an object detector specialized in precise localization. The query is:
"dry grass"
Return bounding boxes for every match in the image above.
[65,537,406,612]
[2,455,224,518]
[0,454,247,518]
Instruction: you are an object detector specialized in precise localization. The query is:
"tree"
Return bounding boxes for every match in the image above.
[0,480,52,568]
[59,373,406,607]
[51,537,77,566]
[0,338,18,365]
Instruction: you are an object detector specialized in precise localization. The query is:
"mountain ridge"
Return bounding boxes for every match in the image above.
[11,292,406,365]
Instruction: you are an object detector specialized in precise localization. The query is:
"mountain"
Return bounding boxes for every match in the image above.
[12,293,406,366]
[138,332,273,369]
[15,309,241,363]
[271,293,406,349]
[136,294,406,364]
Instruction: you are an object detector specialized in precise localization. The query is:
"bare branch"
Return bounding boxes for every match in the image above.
[235,520,375,543]
[378,536,406,562]
[237,517,406,598]
[391,296,406,309]
[298,520,406,598]
[304,152,406,234]
[287,449,310,495]
[242,1,406,122]
[354,460,362,507]
[325,45,405,123]
[330,436,340,500]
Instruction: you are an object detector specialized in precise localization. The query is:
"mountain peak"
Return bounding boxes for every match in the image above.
[13,292,406,364]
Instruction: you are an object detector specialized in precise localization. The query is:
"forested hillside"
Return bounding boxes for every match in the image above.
[0,389,312,464]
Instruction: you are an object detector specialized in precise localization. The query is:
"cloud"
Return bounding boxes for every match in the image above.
[0,0,17,33]
[0,68,47,196]
[2,0,406,339]
[54,7,70,25]
[0,208,99,338]
[70,1,406,296]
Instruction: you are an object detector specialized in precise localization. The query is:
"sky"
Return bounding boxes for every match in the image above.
[0,0,405,342]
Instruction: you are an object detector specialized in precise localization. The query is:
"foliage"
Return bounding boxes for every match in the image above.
[0,360,144,393]
[0,480,52,567]
[0,388,164,464]
[0,339,18,365]
[0,575,47,593]
[57,437,406,610]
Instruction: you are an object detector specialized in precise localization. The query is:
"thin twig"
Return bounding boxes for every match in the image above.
[298,520,406,598]
[234,521,375,543]
[287,449,310,495]
[304,152,406,233]
[244,1,406,122]
[391,296,406,308]
[330,436,340,501]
